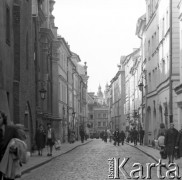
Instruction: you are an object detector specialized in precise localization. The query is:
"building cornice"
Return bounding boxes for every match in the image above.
[145,12,156,31]
[177,0,182,9]
[122,48,140,65]
[58,37,72,57]
[174,83,182,95]
[40,28,54,41]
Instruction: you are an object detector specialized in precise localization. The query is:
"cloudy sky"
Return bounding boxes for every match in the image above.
[53,0,146,93]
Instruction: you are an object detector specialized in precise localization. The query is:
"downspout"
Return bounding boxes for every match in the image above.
[169,0,173,123]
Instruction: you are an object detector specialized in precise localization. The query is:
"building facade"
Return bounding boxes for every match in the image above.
[143,0,180,145]
[174,0,182,129]
[121,49,142,132]
[0,0,37,149]
[93,106,109,134]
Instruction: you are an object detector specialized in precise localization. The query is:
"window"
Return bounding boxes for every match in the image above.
[90,114,93,119]
[166,10,169,30]
[162,17,165,37]
[103,122,106,127]
[148,40,150,59]
[103,113,106,118]
[6,5,10,45]
[98,122,101,127]
[149,73,151,83]
[26,33,29,69]
[98,114,101,118]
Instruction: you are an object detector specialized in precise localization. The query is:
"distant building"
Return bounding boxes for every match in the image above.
[109,64,125,132]
[87,85,109,136]
[93,106,108,134]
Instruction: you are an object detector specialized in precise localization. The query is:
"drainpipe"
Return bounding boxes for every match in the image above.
[169,0,173,123]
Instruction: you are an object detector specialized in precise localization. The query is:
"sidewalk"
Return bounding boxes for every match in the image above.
[126,142,182,175]
[21,139,93,175]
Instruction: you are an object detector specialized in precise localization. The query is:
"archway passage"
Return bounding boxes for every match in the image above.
[153,108,157,139]
[24,101,34,151]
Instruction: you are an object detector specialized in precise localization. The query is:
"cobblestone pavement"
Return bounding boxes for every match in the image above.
[19,139,172,180]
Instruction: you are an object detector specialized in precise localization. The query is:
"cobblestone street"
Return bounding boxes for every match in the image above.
[18,139,171,180]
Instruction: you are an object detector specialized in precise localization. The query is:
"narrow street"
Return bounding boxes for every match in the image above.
[19,139,169,180]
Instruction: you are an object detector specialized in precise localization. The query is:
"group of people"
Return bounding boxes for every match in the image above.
[157,122,182,164]
[35,123,56,157]
[99,127,145,147]
[126,127,145,146]
[113,128,126,146]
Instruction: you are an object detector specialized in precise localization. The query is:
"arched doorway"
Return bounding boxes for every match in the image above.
[145,106,152,145]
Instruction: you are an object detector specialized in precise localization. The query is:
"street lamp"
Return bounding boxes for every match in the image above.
[138,82,144,92]
[39,87,47,100]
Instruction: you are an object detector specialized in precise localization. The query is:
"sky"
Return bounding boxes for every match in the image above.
[53,0,146,94]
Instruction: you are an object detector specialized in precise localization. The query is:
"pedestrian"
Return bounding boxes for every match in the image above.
[132,127,138,146]
[103,130,108,143]
[70,130,75,143]
[164,123,178,164]
[35,124,46,156]
[79,126,85,143]
[46,123,55,156]
[113,128,120,146]
[139,128,145,145]
[157,123,166,138]
[158,132,167,159]
[175,125,182,159]
[107,129,112,142]
[0,111,27,180]
[119,130,126,145]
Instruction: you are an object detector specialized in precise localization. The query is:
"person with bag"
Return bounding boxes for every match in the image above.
[157,123,167,138]
[0,111,28,180]
[158,132,167,159]
[46,123,55,156]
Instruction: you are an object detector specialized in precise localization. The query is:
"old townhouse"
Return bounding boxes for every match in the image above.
[143,0,180,145]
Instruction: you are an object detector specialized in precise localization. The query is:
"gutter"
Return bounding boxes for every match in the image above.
[169,0,173,123]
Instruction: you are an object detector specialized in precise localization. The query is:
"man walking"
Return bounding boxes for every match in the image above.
[165,123,178,164]
[120,130,126,145]
[113,128,120,146]
[132,127,138,146]
[79,126,85,143]
[46,123,55,156]
[139,128,145,145]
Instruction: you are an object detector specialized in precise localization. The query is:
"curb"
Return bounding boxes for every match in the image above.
[125,142,172,174]
[22,140,93,175]
[125,142,159,162]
